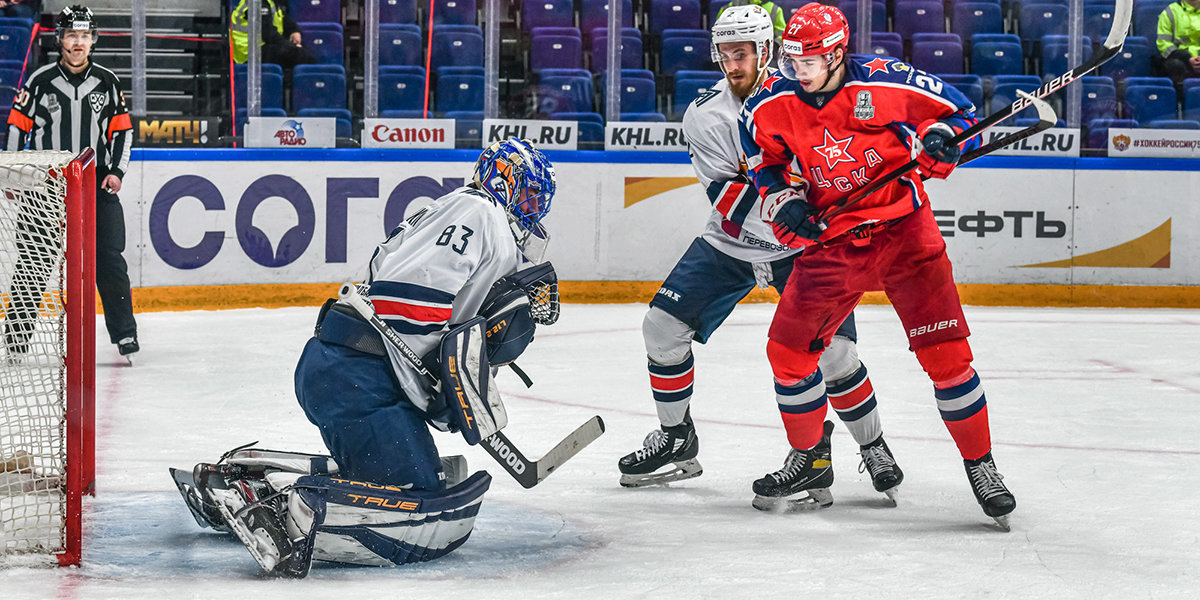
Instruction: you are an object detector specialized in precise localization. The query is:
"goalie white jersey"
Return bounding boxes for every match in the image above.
[364,186,524,422]
[682,76,798,263]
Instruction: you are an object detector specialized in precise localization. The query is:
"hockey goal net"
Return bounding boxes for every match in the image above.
[0,149,96,567]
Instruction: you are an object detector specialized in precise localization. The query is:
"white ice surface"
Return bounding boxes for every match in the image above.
[2,303,1198,598]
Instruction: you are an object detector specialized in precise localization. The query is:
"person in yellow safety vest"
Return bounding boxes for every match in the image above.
[1157,0,1200,83]
[721,0,787,42]
[230,0,315,69]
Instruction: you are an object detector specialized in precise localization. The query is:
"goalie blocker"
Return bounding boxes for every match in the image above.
[170,446,488,577]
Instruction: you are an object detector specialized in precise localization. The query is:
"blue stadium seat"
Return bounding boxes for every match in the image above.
[436,72,484,114]
[661,29,712,74]
[971,34,1023,76]
[549,112,605,143]
[1083,5,1116,41]
[446,111,483,145]
[234,71,284,110]
[379,71,426,112]
[708,1,732,27]
[1145,119,1200,129]
[952,2,1003,39]
[582,0,634,40]
[297,21,342,35]
[837,0,887,32]
[672,74,721,118]
[0,58,23,71]
[650,0,702,37]
[379,110,431,118]
[538,74,594,114]
[940,73,985,111]
[0,67,20,89]
[591,33,642,72]
[381,0,418,23]
[621,112,667,122]
[292,70,347,111]
[0,26,30,60]
[531,33,584,72]
[1103,36,1152,81]
[1012,116,1065,127]
[1040,35,1093,79]
[302,28,344,65]
[0,17,34,30]
[297,107,352,138]
[290,0,340,23]
[523,0,574,32]
[854,32,903,59]
[431,27,483,69]
[1019,4,1069,53]
[380,23,423,66]
[894,1,945,39]
[911,33,964,75]
[294,64,345,76]
[1123,84,1178,124]
[1122,76,1175,88]
[432,0,477,25]
[1085,117,1137,149]
[609,77,656,114]
[1134,1,1171,42]
[1081,75,1118,122]
[539,67,591,80]
[988,74,1044,115]
[1184,79,1200,122]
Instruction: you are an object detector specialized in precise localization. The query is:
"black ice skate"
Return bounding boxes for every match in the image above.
[752,420,835,512]
[964,451,1016,530]
[618,416,701,487]
[117,336,138,365]
[858,434,904,504]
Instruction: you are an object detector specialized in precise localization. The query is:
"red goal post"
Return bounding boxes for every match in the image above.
[0,148,96,567]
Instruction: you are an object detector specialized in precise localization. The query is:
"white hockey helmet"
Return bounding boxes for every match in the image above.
[710,4,774,64]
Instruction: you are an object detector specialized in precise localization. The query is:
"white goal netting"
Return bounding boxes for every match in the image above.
[0,150,77,564]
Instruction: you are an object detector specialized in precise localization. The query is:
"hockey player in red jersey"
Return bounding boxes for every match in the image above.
[738,3,1016,526]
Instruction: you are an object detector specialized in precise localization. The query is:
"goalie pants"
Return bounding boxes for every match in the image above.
[294,336,445,491]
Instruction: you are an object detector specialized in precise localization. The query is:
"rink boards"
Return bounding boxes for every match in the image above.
[119,149,1200,309]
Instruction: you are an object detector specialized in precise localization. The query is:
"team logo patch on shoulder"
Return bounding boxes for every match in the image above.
[863,57,891,76]
[891,62,912,73]
[88,92,107,114]
[854,90,875,120]
[43,95,60,113]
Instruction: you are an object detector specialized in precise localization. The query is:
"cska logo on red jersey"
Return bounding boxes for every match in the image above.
[812,128,858,169]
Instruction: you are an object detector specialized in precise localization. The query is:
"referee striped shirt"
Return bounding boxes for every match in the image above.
[6,61,133,180]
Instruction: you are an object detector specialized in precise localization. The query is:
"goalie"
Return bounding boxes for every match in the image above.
[171,138,560,576]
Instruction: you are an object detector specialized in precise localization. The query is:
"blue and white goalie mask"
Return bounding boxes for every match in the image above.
[472,137,557,257]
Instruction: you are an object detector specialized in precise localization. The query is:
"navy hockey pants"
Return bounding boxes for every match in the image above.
[294,337,445,490]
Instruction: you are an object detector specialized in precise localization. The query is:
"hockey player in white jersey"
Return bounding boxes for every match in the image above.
[170,138,560,576]
[617,5,903,510]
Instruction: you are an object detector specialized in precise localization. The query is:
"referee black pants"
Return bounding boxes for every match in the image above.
[96,187,137,344]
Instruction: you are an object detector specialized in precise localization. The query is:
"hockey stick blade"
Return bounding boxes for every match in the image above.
[958,91,1057,165]
[480,416,606,489]
[821,0,1131,221]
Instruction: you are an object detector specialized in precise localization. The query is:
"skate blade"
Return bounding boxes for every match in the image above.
[990,514,1011,532]
[751,488,833,513]
[883,487,899,507]
[619,459,702,488]
[213,492,280,574]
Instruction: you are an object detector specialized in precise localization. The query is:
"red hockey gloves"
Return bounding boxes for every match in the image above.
[916,119,961,179]
[761,185,824,248]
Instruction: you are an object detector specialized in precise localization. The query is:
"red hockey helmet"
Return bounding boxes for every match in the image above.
[780,3,849,58]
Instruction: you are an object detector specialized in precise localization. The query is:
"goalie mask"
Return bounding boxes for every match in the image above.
[472,137,556,237]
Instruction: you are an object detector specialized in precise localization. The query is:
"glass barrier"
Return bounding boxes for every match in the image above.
[87,1,1199,156]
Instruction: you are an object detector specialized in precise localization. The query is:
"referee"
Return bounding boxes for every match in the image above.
[6,5,139,359]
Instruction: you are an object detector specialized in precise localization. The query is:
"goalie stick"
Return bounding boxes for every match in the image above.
[819,0,1132,222]
[336,283,604,488]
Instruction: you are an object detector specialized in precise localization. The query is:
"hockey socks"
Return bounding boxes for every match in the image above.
[775,370,829,451]
[935,371,992,461]
[826,364,882,446]
[649,353,695,427]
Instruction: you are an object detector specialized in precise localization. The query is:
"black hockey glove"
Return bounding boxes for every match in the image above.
[771,195,824,248]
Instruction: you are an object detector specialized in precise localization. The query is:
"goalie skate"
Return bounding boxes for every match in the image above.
[752,421,834,512]
[618,419,702,487]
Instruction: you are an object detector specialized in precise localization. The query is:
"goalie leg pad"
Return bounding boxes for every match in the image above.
[440,317,507,445]
[284,471,493,567]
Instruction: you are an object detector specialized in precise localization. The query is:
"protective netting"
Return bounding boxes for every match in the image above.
[0,151,75,562]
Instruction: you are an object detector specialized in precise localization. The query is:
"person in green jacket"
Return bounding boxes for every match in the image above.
[229,0,315,70]
[1157,0,1200,83]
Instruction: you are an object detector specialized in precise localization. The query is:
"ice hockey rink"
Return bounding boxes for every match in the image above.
[2,302,1198,598]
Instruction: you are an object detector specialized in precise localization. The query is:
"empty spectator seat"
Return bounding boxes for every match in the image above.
[1123,83,1178,124]
[971,34,1023,75]
[436,72,484,114]
[381,0,417,23]
[911,33,964,74]
[650,0,702,37]
[894,1,945,39]
[432,0,477,25]
[952,2,1003,39]
[1040,35,1093,79]
[661,29,712,74]
[290,0,340,23]
[531,32,584,72]
[292,69,347,111]
[1103,36,1152,81]
[380,23,423,66]
[431,26,484,69]
[523,0,574,32]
